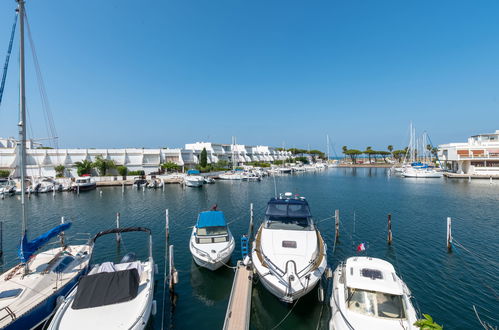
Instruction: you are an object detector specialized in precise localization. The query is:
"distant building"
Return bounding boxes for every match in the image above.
[0,139,291,178]
[439,130,499,175]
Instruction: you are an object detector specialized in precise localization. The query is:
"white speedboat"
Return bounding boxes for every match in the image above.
[72,176,97,192]
[184,170,205,187]
[0,178,16,195]
[330,257,418,330]
[48,227,155,330]
[204,177,215,184]
[189,210,235,271]
[277,167,292,174]
[132,177,148,189]
[252,193,327,303]
[218,171,245,180]
[147,177,162,189]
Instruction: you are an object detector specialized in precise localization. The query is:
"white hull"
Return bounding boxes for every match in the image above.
[185,176,204,187]
[191,250,232,271]
[189,225,235,271]
[402,169,443,178]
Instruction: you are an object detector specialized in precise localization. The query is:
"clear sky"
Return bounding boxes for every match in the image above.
[0,0,498,153]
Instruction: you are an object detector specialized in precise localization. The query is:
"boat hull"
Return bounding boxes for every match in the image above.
[191,251,232,271]
[73,183,96,191]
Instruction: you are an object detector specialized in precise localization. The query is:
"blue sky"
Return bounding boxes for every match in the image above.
[0,0,498,152]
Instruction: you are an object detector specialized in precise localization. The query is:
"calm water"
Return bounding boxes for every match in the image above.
[0,169,498,330]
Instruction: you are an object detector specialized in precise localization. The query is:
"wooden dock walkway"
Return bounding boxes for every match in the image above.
[223,261,253,330]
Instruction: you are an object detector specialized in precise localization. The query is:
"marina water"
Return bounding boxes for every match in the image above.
[0,168,497,329]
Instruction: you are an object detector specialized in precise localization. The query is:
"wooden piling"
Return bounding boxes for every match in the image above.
[0,221,3,258]
[249,203,254,237]
[446,217,452,252]
[60,216,66,246]
[334,209,339,241]
[387,214,393,245]
[169,245,176,292]
[116,212,121,244]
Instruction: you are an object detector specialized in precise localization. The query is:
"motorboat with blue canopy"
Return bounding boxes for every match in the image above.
[252,192,327,302]
[190,209,235,271]
[185,169,205,187]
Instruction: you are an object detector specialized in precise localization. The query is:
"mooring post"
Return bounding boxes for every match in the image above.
[60,216,66,246]
[165,209,169,241]
[169,245,176,293]
[122,182,125,194]
[77,184,80,195]
[53,185,56,197]
[387,214,393,245]
[335,209,339,241]
[249,203,254,237]
[100,190,103,197]
[0,221,3,258]
[116,212,121,244]
[446,217,452,252]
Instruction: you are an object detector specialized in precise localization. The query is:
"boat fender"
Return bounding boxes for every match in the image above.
[154,264,158,274]
[318,285,324,302]
[243,255,251,266]
[151,300,157,316]
[173,270,179,284]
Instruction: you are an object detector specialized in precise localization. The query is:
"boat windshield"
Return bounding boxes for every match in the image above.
[196,226,228,236]
[76,178,88,183]
[265,202,313,230]
[346,288,406,319]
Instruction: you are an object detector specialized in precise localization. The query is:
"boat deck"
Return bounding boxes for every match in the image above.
[444,173,499,179]
[223,261,253,330]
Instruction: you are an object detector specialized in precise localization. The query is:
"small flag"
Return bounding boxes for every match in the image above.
[356,243,366,252]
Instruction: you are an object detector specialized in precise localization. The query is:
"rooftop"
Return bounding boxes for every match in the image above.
[344,257,404,295]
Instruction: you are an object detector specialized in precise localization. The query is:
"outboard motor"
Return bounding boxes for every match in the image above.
[120,252,137,263]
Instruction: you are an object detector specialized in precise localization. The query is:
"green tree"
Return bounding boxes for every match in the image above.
[0,170,10,178]
[55,165,65,178]
[274,160,284,165]
[200,148,208,168]
[378,151,391,163]
[295,156,309,164]
[392,150,406,163]
[344,149,362,164]
[364,146,373,163]
[117,165,128,179]
[93,155,116,176]
[387,145,394,152]
[161,162,181,173]
[74,160,93,176]
[214,159,230,170]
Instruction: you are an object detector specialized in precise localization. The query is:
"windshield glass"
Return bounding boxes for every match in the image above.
[346,288,406,319]
[196,226,228,236]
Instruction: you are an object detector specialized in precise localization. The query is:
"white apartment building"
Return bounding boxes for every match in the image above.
[438,130,499,175]
[0,140,291,178]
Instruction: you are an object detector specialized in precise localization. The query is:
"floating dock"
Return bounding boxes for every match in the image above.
[223,261,253,330]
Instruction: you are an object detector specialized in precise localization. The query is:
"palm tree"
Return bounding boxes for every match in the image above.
[74,160,93,176]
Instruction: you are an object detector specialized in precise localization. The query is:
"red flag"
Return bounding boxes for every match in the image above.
[356,243,366,252]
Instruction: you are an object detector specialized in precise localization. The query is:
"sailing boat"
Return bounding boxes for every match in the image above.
[0,2,90,328]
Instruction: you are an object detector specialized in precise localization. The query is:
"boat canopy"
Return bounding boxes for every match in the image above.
[265,198,312,218]
[187,169,200,175]
[196,211,227,228]
[18,222,72,263]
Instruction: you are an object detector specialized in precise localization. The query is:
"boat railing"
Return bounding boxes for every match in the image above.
[216,238,235,259]
[0,306,16,322]
[190,241,211,259]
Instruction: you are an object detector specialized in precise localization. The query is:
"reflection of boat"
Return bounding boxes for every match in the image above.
[329,257,418,330]
[0,3,91,327]
[190,210,235,271]
[72,176,97,191]
[252,192,327,303]
[48,227,155,330]
[185,170,205,187]
[190,259,234,306]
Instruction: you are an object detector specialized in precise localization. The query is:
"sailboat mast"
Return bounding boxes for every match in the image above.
[18,0,28,238]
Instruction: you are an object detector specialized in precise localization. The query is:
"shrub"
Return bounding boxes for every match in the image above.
[0,170,10,178]
[55,165,65,178]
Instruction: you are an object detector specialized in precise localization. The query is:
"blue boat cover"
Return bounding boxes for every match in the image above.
[187,169,200,175]
[196,211,227,228]
[265,198,312,218]
[18,222,72,263]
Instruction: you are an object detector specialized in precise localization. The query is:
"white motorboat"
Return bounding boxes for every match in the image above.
[329,257,418,330]
[0,178,16,195]
[218,171,245,180]
[72,176,97,192]
[402,165,443,178]
[0,2,92,328]
[48,227,156,330]
[132,177,148,189]
[147,177,162,189]
[189,210,235,271]
[204,177,215,184]
[277,167,292,174]
[252,193,327,303]
[185,170,205,187]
